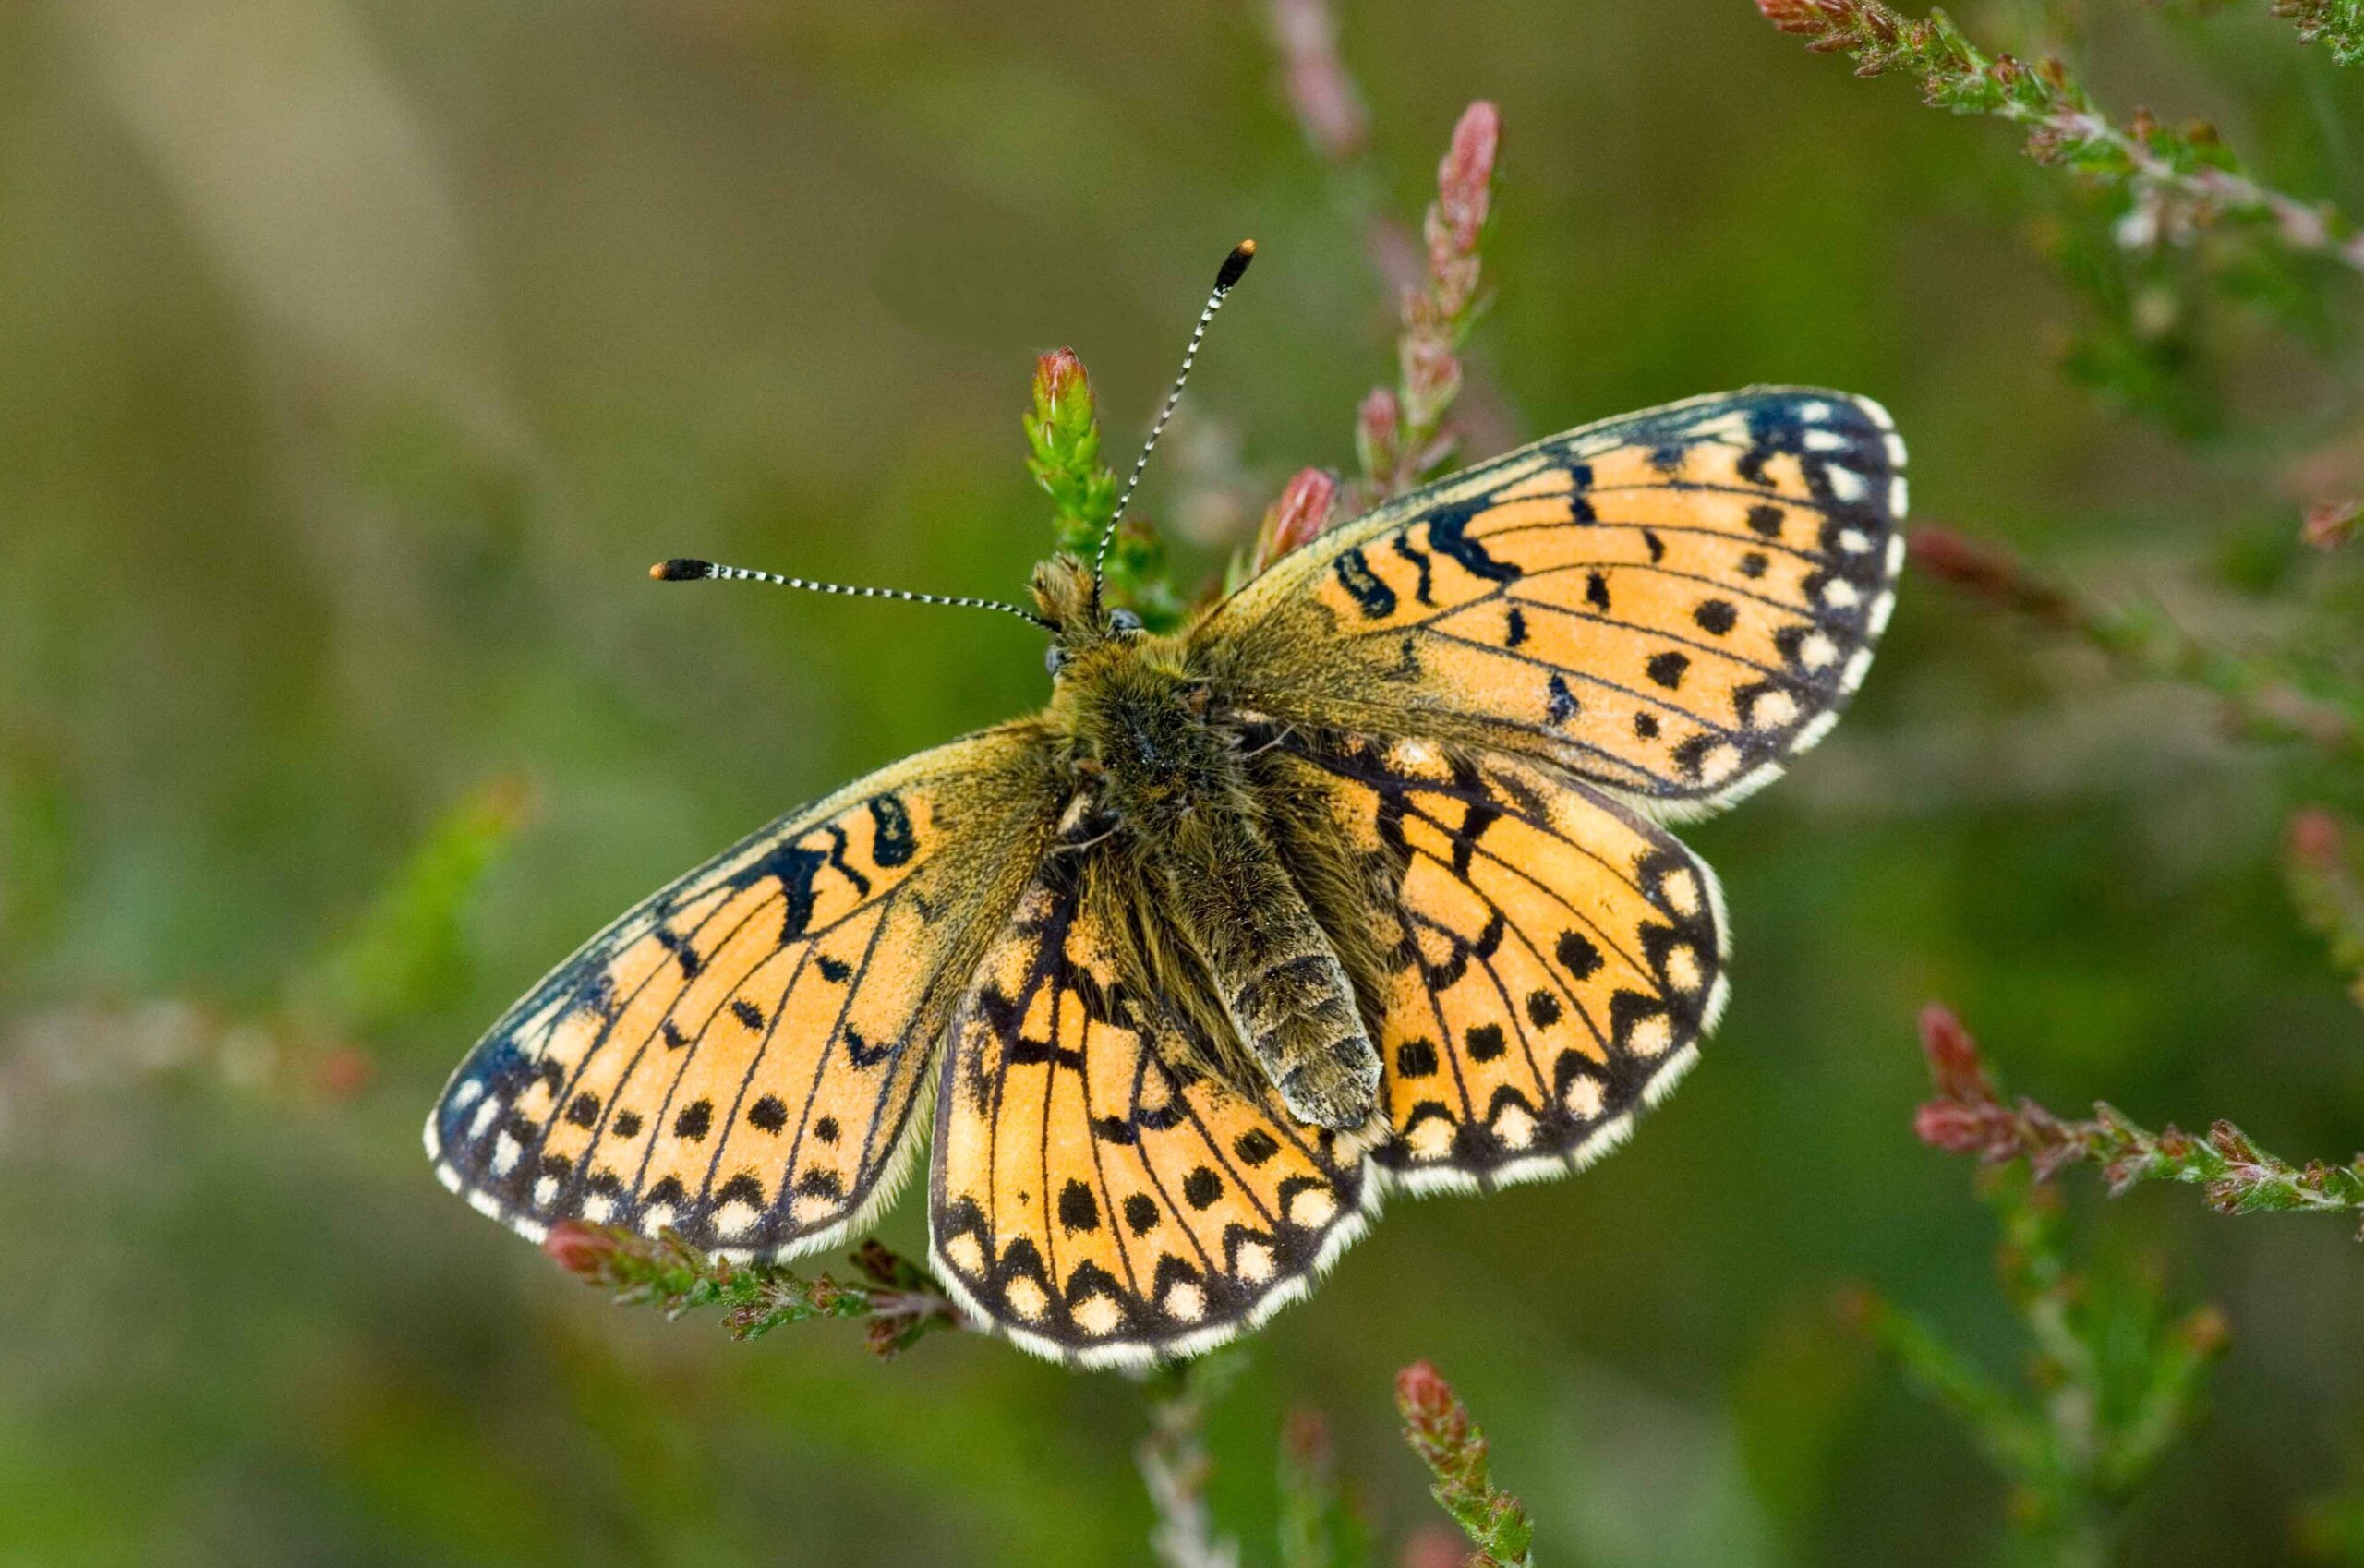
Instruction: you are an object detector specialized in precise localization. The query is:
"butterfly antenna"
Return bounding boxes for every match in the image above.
[650,558,1054,630]
[1091,239,1258,601]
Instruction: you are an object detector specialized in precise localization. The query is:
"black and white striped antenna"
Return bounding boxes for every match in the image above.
[1092,239,1257,603]
[649,558,1053,630]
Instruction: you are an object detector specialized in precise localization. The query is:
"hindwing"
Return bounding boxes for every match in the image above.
[426,726,1059,1259]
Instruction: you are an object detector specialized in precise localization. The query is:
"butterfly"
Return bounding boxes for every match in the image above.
[428,256,1906,1368]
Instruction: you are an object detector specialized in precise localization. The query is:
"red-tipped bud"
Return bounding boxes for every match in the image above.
[2301,499,2361,551]
[2286,807,2346,870]
[1914,1100,1997,1155]
[1756,0,1843,36]
[1394,1359,1456,1424]
[1434,102,1500,252]
[544,1219,622,1280]
[1357,387,1404,482]
[1918,1005,1993,1104]
[1033,347,1089,424]
[1394,1359,1474,1462]
[1259,466,1339,565]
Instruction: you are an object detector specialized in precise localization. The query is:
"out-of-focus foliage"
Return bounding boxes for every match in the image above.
[6,1,2364,1565]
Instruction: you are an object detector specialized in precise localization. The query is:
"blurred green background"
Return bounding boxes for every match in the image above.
[5,1,2363,1564]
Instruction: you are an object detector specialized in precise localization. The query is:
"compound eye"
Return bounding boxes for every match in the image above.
[1108,608,1144,635]
[1044,645,1069,677]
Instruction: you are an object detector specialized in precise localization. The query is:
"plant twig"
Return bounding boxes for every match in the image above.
[1243,465,1341,582]
[1353,103,1502,506]
[1911,524,2364,764]
[1024,346,1185,630]
[543,1223,962,1357]
[1758,0,2364,273]
[2273,0,2364,65]
[1913,1004,2364,1236]
[1394,1362,1533,1568]
[1138,1356,1248,1568]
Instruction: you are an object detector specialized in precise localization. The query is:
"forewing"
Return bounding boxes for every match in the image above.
[930,850,1368,1367]
[1198,389,1906,814]
[1262,729,1725,1190]
[426,725,1057,1260]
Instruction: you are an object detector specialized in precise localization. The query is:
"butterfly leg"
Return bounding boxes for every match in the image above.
[1159,812,1381,1131]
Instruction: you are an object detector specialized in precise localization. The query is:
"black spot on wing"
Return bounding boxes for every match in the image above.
[1424,503,1522,583]
[1335,548,1397,619]
[868,793,917,867]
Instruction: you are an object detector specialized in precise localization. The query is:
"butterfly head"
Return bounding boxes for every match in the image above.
[1031,553,1151,680]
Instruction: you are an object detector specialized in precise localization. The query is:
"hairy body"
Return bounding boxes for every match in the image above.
[1035,556,1389,1130]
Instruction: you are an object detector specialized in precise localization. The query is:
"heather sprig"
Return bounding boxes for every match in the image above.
[1138,1353,1248,1568]
[1757,0,2364,276]
[2274,0,2364,65]
[1394,1361,1533,1568]
[543,1223,962,1357]
[1354,103,1502,506]
[1024,347,1186,630]
[1913,1005,2364,1235]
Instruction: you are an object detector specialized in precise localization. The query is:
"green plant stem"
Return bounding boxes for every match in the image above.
[1848,1162,2228,1565]
[1137,1357,1248,1568]
[1023,346,1185,629]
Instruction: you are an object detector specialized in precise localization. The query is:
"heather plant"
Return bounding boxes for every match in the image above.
[13,4,2364,1566]
[524,9,2364,1562]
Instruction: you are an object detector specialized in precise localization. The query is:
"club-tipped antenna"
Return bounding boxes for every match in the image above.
[1092,239,1258,600]
[650,558,1053,630]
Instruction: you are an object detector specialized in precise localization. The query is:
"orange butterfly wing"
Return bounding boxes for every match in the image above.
[1198,389,1906,814]
[929,848,1369,1366]
[427,726,1057,1260]
[1256,728,1726,1188]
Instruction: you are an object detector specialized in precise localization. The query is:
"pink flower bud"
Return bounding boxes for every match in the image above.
[1917,1005,1993,1104]
[1913,1100,1996,1155]
[544,1219,621,1279]
[1259,467,1339,564]
[2301,499,2361,551]
[1357,387,1403,481]
[2287,807,2346,870]
[1033,347,1089,424]
[1434,102,1500,255]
